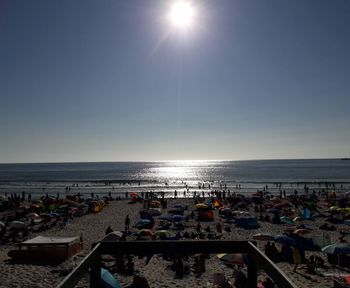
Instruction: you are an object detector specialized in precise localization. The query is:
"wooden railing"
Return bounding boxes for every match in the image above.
[57,240,298,288]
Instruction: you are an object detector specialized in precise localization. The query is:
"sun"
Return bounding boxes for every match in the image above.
[168,1,195,29]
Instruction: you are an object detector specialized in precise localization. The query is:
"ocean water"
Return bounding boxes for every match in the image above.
[0,159,349,198]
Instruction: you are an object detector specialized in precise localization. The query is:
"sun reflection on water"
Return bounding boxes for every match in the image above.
[150,160,214,181]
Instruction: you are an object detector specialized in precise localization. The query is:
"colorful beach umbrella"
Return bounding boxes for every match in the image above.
[196,203,209,209]
[101,268,121,288]
[137,229,153,239]
[322,244,350,255]
[149,201,161,208]
[217,253,248,266]
[154,230,171,239]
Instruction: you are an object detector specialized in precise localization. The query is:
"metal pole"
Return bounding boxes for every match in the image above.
[247,254,258,288]
[90,253,101,288]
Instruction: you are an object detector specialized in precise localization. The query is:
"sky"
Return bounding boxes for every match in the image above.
[0,0,350,163]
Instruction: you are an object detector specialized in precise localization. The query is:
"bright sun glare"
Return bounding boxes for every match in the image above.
[168,1,195,29]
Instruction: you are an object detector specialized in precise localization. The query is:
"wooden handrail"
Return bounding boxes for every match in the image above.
[56,240,297,288]
[248,242,298,288]
[56,243,101,288]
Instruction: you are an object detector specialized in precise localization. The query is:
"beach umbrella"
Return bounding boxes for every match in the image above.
[30,204,41,210]
[328,206,340,212]
[26,212,40,219]
[101,268,121,288]
[219,207,233,218]
[102,231,124,242]
[168,208,184,215]
[280,216,294,225]
[154,230,171,239]
[196,203,209,209]
[233,211,251,216]
[274,235,296,246]
[296,223,313,230]
[148,208,161,216]
[159,215,174,222]
[137,229,153,238]
[135,219,151,228]
[274,203,292,209]
[322,244,350,255]
[217,253,248,266]
[50,212,62,217]
[283,226,297,233]
[171,215,186,222]
[149,201,161,208]
[293,229,311,235]
[9,221,26,229]
[253,233,274,241]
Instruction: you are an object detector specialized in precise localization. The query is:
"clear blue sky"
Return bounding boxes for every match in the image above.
[1,0,350,163]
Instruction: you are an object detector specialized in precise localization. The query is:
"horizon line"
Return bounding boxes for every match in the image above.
[0,157,346,165]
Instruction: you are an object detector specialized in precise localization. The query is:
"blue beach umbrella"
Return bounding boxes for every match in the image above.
[101,268,121,288]
[135,219,151,228]
[159,215,173,221]
[322,244,350,255]
[274,235,296,246]
[171,215,186,222]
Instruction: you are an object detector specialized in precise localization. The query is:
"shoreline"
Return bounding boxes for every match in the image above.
[1,181,349,201]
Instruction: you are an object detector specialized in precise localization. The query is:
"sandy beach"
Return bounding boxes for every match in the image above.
[1,194,349,288]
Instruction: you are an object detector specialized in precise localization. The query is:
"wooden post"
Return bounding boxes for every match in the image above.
[247,254,258,288]
[90,253,101,288]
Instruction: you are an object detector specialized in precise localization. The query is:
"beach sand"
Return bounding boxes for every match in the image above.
[0,198,346,288]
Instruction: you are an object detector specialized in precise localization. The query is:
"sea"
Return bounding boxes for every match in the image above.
[0,159,350,199]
